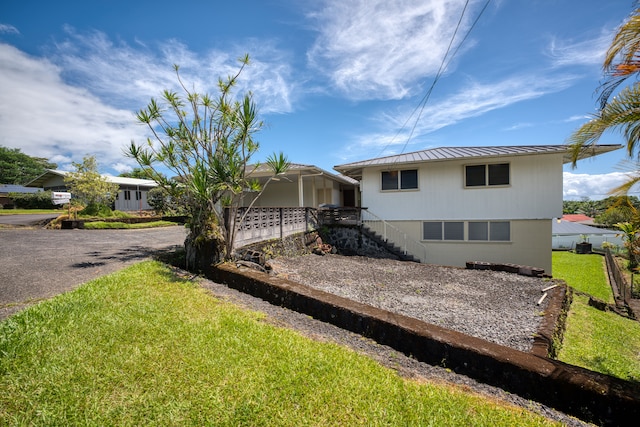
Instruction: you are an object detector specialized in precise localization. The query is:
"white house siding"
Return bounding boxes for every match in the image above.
[114,188,153,211]
[359,153,563,274]
[242,176,343,208]
[381,219,551,273]
[361,153,563,220]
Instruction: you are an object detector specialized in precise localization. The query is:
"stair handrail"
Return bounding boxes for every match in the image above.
[360,209,428,263]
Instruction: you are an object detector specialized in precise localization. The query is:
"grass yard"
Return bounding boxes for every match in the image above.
[559,295,640,382]
[552,251,613,302]
[82,220,177,229]
[552,251,640,381]
[0,209,62,215]
[0,261,562,426]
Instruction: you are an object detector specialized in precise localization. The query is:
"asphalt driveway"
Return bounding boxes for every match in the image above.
[0,226,187,320]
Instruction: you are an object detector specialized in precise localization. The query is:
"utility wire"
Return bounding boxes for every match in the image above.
[378,0,492,161]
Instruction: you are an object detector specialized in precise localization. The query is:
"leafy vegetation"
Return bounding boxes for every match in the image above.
[64,155,119,216]
[0,261,562,426]
[567,6,640,197]
[0,146,56,185]
[562,196,640,227]
[127,58,289,271]
[5,190,55,209]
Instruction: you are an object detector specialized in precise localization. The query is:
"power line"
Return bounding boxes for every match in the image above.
[378,0,492,160]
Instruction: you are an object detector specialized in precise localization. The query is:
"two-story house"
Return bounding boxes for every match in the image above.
[334,145,621,274]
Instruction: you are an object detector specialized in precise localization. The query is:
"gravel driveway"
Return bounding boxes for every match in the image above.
[0,226,187,320]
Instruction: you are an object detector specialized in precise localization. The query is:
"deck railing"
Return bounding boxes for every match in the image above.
[227,207,317,249]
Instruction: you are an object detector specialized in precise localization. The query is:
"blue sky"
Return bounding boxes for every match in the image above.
[0,0,636,200]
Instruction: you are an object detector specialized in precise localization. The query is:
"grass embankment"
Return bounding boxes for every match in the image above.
[83,220,177,229]
[0,261,561,426]
[552,251,640,382]
[0,209,62,215]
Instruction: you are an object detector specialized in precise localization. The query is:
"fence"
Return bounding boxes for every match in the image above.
[228,207,317,249]
[552,234,623,251]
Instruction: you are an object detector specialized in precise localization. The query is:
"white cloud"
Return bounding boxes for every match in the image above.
[547,31,612,69]
[53,28,295,114]
[0,30,296,174]
[307,0,479,100]
[0,24,19,35]
[563,171,635,200]
[340,73,578,160]
[0,43,146,173]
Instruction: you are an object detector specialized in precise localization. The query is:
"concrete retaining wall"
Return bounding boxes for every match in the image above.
[208,263,640,426]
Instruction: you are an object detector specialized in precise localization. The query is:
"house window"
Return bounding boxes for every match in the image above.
[424,221,510,241]
[490,221,510,241]
[124,190,131,200]
[469,221,510,241]
[381,169,418,191]
[423,222,442,240]
[468,221,488,240]
[135,191,142,200]
[465,163,510,187]
[423,221,464,241]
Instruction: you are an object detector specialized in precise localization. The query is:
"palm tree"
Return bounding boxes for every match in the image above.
[568,6,640,168]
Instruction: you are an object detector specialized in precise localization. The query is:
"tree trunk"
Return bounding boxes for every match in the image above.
[184,232,225,274]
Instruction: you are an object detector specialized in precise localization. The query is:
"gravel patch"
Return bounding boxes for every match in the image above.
[269,254,551,352]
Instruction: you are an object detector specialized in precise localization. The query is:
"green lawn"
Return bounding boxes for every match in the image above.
[552,251,640,381]
[0,261,561,426]
[552,251,613,302]
[0,209,63,215]
[83,220,177,229]
[558,295,640,382]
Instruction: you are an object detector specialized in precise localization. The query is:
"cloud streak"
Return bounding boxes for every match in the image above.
[307,0,479,100]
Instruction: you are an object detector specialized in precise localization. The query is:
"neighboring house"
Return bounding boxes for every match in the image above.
[243,163,359,208]
[552,219,622,250]
[334,145,621,274]
[561,214,595,225]
[25,170,158,211]
[0,184,43,208]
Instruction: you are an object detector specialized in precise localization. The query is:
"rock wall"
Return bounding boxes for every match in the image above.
[320,225,401,259]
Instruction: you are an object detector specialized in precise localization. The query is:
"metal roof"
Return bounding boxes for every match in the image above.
[552,220,617,235]
[247,163,358,186]
[333,145,622,179]
[25,169,158,188]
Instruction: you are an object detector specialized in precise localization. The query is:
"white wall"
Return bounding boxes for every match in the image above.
[242,176,345,207]
[114,189,153,211]
[361,153,564,221]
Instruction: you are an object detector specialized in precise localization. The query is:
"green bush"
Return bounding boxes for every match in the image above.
[8,191,55,209]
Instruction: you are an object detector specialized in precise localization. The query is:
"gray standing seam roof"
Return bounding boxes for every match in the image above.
[334,145,621,170]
